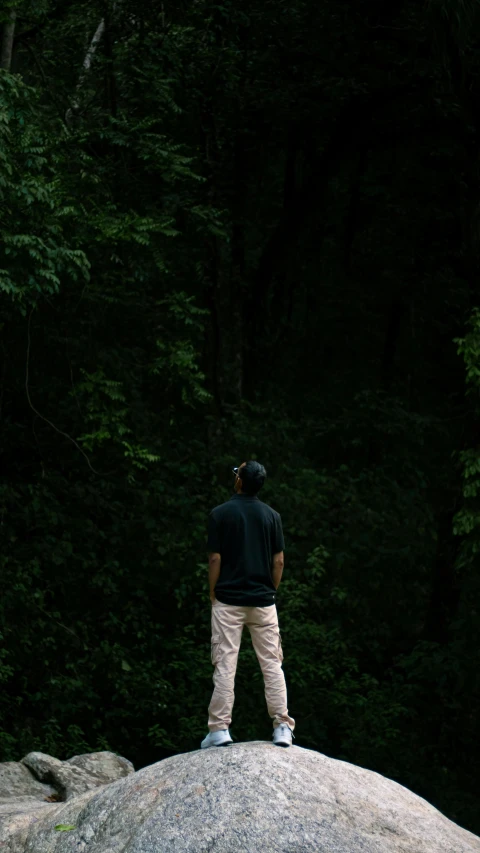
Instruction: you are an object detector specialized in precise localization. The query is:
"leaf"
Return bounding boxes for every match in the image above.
[54,824,76,831]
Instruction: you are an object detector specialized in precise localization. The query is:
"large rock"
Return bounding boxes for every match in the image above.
[5,742,480,853]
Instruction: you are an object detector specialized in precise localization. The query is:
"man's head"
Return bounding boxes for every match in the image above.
[234,460,267,496]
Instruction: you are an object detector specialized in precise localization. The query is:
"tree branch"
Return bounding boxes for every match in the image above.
[1,8,16,71]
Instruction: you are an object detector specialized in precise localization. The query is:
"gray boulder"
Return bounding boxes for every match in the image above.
[6,742,480,853]
[20,752,62,781]
[20,750,134,801]
[0,750,135,850]
[0,763,56,802]
[66,751,134,783]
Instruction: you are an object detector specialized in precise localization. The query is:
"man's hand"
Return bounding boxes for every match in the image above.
[272,551,284,589]
[208,552,221,605]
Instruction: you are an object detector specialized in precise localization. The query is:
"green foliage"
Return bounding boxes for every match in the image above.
[0,72,89,307]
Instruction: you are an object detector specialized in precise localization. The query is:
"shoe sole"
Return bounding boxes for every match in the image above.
[273,742,291,747]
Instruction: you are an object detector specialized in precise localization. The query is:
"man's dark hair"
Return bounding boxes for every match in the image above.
[239,461,266,496]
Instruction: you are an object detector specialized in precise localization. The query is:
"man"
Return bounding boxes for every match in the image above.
[201,460,295,749]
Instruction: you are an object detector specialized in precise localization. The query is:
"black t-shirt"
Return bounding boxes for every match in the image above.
[207,494,285,607]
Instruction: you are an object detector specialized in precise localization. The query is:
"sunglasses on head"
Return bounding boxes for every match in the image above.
[232,467,240,476]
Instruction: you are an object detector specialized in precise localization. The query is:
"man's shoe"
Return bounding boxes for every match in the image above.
[273,723,295,747]
[201,729,233,749]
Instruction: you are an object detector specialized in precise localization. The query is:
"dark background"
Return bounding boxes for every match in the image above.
[1,0,480,835]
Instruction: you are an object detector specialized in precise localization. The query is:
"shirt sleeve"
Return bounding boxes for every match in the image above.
[272,513,285,553]
[207,513,221,553]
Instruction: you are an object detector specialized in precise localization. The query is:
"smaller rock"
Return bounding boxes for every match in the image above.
[20,751,135,802]
[0,763,57,801]
[20,752,62,781]
[66,751,134,783]
[21,752,99,801]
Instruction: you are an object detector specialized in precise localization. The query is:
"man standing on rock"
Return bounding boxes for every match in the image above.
[201,461,295,749]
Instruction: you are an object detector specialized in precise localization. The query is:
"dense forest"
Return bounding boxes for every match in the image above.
[1,0,480,836]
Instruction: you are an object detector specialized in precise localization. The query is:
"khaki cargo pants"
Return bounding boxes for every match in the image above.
[208,598,295,733]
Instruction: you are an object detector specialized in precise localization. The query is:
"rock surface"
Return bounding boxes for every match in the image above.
[0,799,55,849]
[3,742,480,853]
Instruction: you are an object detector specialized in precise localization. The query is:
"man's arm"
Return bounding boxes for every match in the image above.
[272,551,284,589]
[208,552,221,602]
[206,511,221,603]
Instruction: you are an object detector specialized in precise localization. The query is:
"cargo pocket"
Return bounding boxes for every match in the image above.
[211,633,223,666]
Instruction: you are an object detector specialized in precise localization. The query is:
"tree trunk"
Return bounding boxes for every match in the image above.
[229,130,247,401]
[65,18,105,126]
[200,96,225,413]
[273,125,298,326]
[1,9,16,71]
[103,4,117,117]
[204,237,224,415]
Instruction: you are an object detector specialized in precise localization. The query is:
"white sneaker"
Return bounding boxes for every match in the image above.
[273,723,295,747]
[201,729,233,749]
